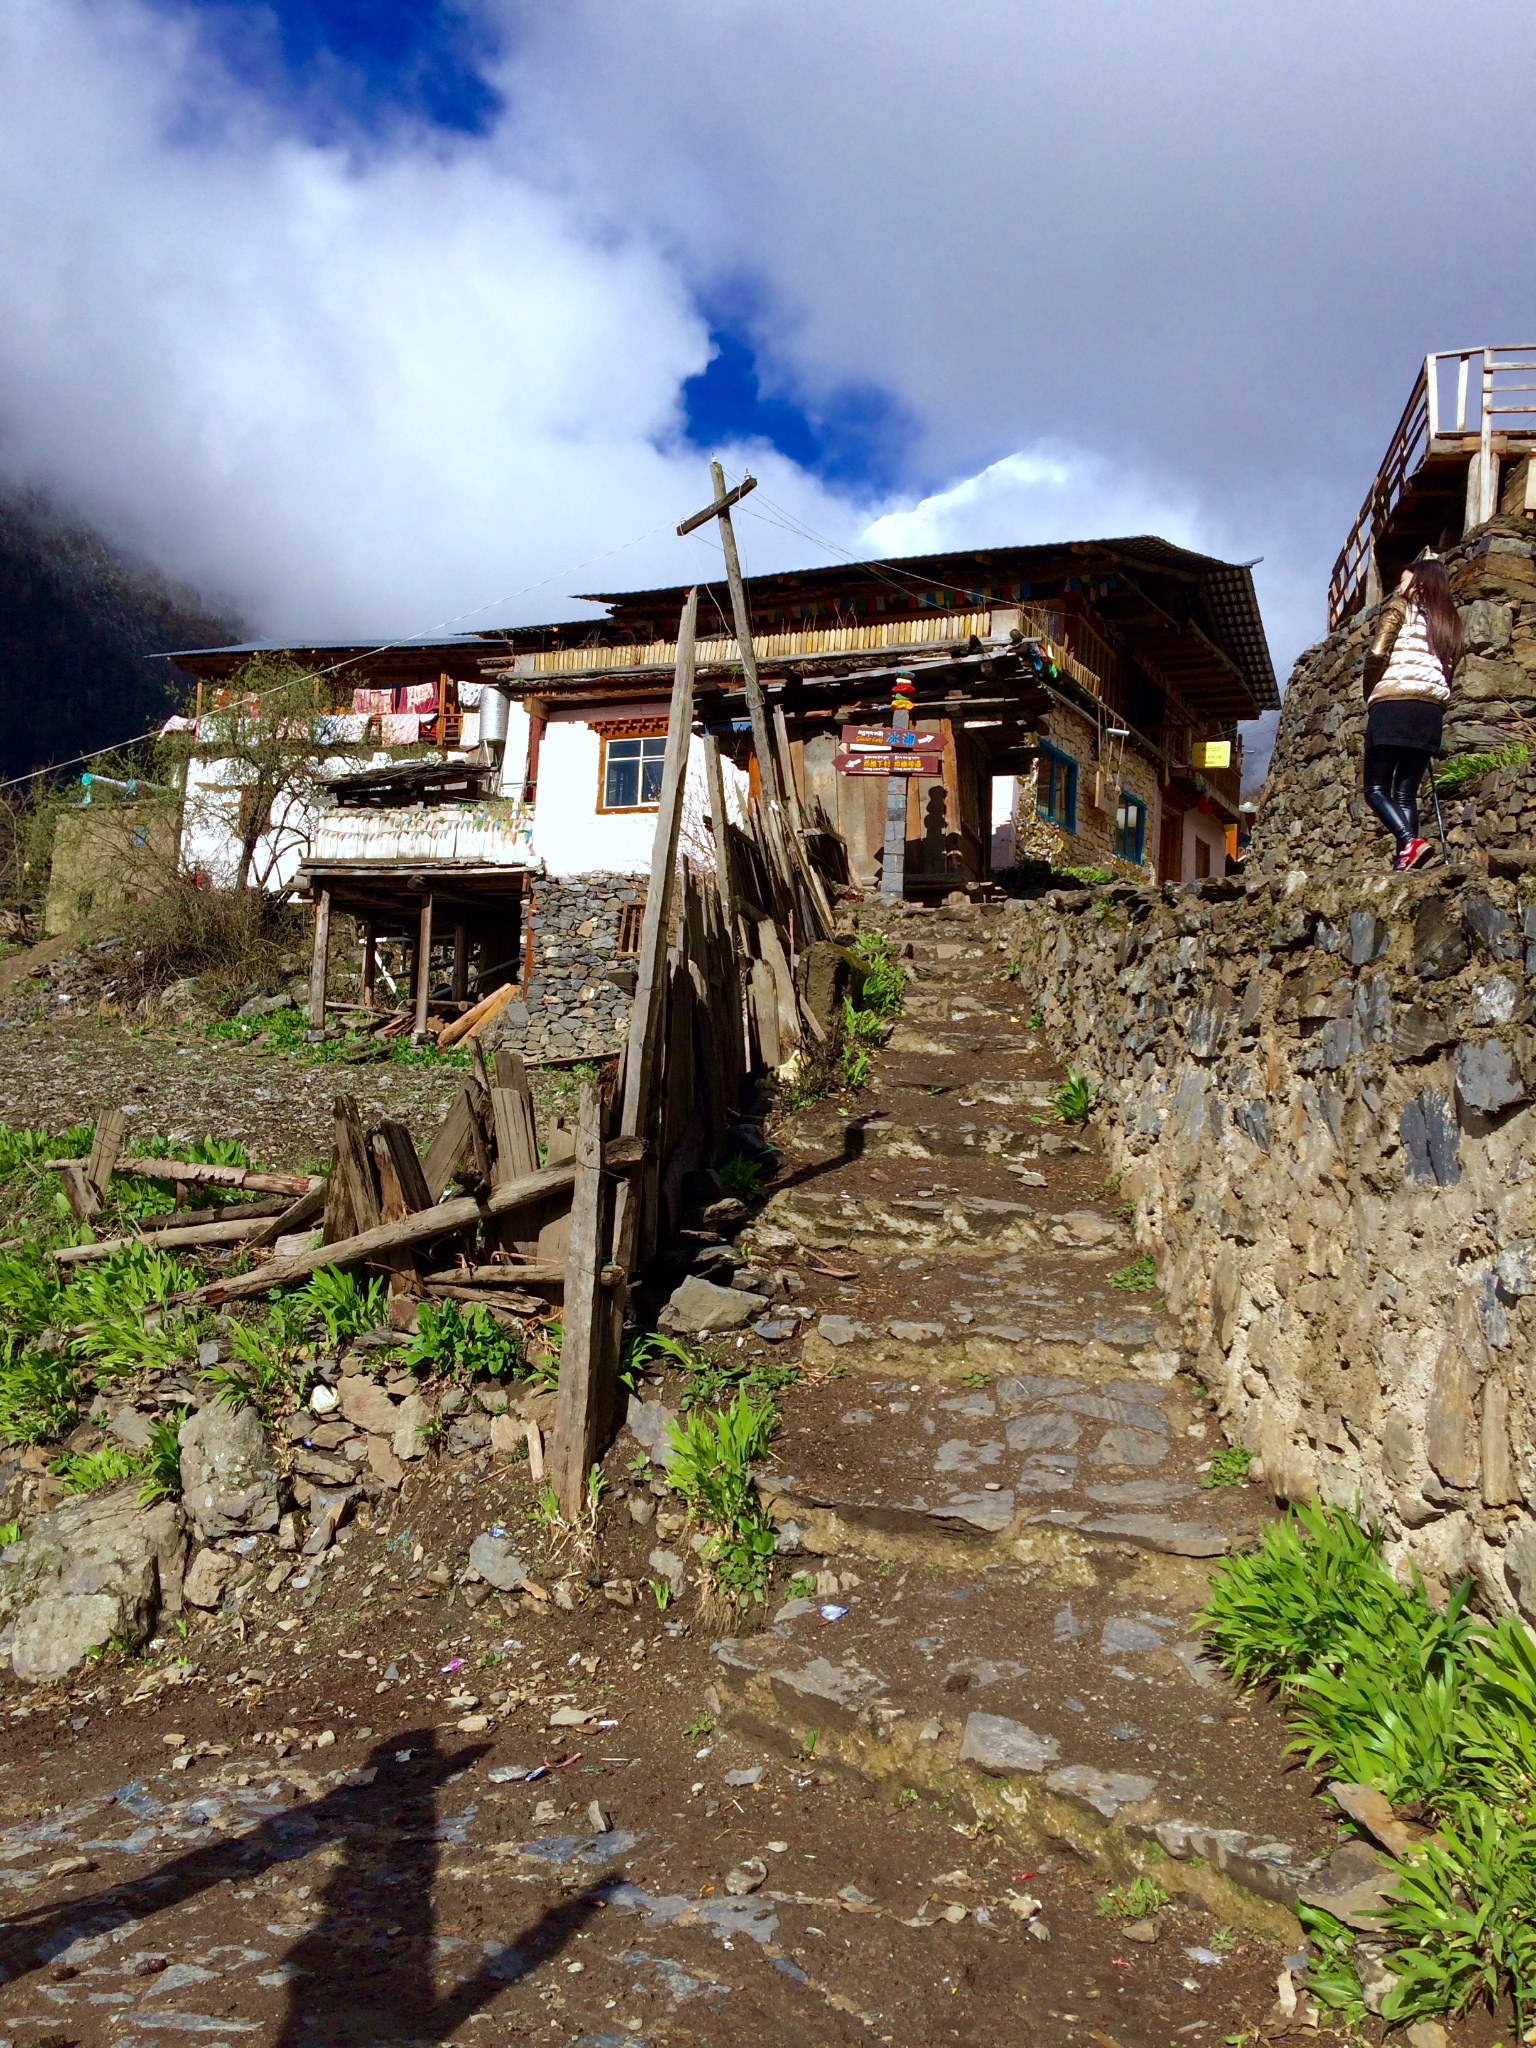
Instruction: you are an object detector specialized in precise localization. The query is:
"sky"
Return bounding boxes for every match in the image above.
[1,0,1534,774]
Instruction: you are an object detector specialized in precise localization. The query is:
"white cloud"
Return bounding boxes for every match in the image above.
[6,0,1529,701]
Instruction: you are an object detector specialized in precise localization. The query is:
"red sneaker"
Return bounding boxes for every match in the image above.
[1395,838,1435,871]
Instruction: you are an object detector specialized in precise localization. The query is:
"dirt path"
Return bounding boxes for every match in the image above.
[0,902,1500,2048]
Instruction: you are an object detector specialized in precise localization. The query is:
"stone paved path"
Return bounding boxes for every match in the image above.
[697,900,1340,1930]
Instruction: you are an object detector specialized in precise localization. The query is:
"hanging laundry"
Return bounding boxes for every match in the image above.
[316,712,369,744]
[380,712,422,747]
[352,687,392,716]
[398,681,440,713]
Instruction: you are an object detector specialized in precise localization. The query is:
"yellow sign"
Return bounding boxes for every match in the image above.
[1192,740,1232,770]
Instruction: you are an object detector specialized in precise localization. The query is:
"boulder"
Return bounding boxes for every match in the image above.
[958,1713,1061,1775]
[336,1375,400,1437]
[489,1412,524,1457]
[367,1438,404,1489]
[446,1414,491,1456]
[659,1274,767,1335]
[182,1546,239,1610]
[0,1489,186,1682]
[179,1402,280,1538]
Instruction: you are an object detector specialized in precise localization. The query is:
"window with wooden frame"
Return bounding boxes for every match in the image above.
[616,900,645,955]
[1114,792,1147,863]
[1036,744,1078,833]
[597,719,669,812]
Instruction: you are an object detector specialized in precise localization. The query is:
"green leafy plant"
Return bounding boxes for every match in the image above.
[138,1410,188,1505]
[0,1521,19,1548]
[787,1572,817,1599]
[665,1389,780,1615]
[293,1266,386,1348]
[717,1154,766,1202]
[404,1299,527,1381]
[532,1481,562,1529]
[649,1578,674,1611]
[1062,864,1114,886]
[1298,1904,1368,2027]
[1202,1505,1536,2027]
[684,1712,716,1739]
[850,931,907,1018]
[1110,1253,1158,1293]
[1433,742,1530,793]
[1095,1875,1169,1920]
[1027,1010,1043,1029]
[52,1443,146,1495]
[0,1350,83,1446]
[1200,1445,1253,1489]
[1054,1069,1095,1123]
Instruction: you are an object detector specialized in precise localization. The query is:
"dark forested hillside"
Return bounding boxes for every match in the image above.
[0,489,241,780]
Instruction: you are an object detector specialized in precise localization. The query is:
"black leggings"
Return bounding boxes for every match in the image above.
[1364,743,1431,849]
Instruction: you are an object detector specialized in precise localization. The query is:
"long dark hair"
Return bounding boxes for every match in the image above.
[1408,558,1465,678]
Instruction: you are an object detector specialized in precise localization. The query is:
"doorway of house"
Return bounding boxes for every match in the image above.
[989,777,1018,870]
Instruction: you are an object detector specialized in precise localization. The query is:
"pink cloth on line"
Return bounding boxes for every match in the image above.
[400,682,439,711]
[352,688,392,715]
[380,713,422,746]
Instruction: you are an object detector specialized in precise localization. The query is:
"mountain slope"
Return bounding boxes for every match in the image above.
[0,488,241,780]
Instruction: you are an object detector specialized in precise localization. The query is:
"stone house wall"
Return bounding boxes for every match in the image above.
[1013,700,1160,880]
[490,871,643,1064]
[1253,517,1536,874]
[1008,862,1536,1624]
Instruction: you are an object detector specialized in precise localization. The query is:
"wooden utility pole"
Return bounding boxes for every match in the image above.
[678,464,779,801]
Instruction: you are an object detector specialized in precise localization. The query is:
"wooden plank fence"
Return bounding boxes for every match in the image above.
[66,588,846,1521]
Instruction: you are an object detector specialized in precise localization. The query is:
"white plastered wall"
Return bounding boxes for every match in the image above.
[1182,808,1229,881]
[530,709,749,880]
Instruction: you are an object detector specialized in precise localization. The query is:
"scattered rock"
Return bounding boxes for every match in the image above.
[659,1274,768,1334]
[888,1321,946,1345]
[957,1713,1061,1775]
[1121,1917,1160,1944]
[181,1547,239,1610]
[725,1858,767,1896]
[467,1534,530,1593]
[367,1438,405,1490]
[1044,1763,1157,1818]
[816,1315,873,1346]
[648,1548,687,1600]
[336,1375,399,1436]
[302,1486,355,1556]
[392,1394,433,1462]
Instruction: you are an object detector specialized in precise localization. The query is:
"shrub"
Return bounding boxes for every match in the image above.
[1110,1253,1158,1293]
[0,1351,83,1445]
[665,1389,780,1613]
[1054,1070,1095,1123]
[138,1411,187,1506]
[118,876,299,1008]
[52,1443,146,1495]
[404,1299,528,1381]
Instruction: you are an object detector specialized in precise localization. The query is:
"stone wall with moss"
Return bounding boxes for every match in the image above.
[1252,516,1536,875]
[1009,862,1536,1622]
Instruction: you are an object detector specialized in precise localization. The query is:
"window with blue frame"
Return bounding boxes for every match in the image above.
[601,734,667,811]
[1114,791,1147,863]
[1036,745,1078,832]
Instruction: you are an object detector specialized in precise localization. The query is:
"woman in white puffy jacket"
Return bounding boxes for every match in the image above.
[1361,552,1465,870]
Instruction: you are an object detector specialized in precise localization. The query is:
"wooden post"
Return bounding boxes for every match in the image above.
[361,919,377,1012]
[879,706,911,899]
[309,889,333,1030]
[413,894,434,1040]
[86,1106,128,1203]
[702,734,737,941]
[452,922,469,1003]
[685,461,778,802]
[772,703,805,835]
[619,589,698,1140]
[551,1082,609,1519]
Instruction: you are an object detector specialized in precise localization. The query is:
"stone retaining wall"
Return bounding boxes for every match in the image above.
[492,872,642,1064]
[1253,516,1536,874]
[1008,864,1536,1621]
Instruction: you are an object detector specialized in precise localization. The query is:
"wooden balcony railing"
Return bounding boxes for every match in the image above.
[1329,346,1536,627]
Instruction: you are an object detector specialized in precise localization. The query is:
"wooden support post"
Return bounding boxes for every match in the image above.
[879,705,911,899]
[309,889,333,1030]
[361,919,378,1012]
[86,1106,128,1203]
[702,735,737,942]
[772,703,805,836]
[452,922,469,1003]
[413,894,435,1040]
[551,1082,609,1520]
[680,462,778,802]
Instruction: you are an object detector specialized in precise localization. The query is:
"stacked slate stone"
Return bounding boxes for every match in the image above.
[493,872,640,1064]
[1254,515,1536,872]
[1009,863,1536,1632]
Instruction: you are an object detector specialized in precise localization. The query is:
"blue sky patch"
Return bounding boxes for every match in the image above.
[183,0,502,136]
[682,325,913,492]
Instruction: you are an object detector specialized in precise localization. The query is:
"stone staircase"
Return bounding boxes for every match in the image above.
[707,901,1341,1932]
